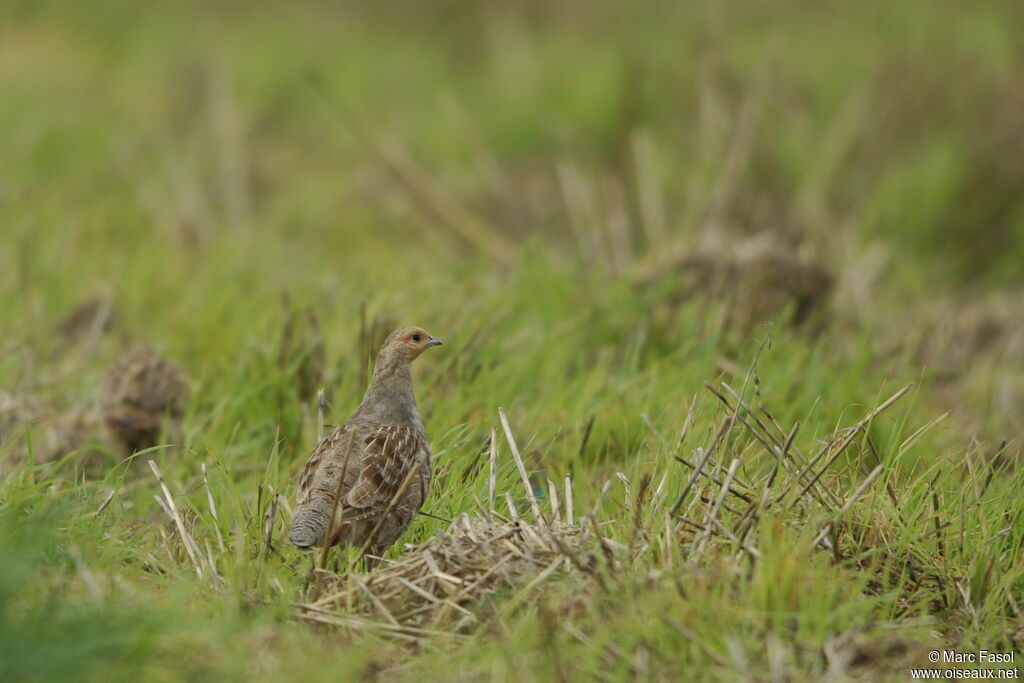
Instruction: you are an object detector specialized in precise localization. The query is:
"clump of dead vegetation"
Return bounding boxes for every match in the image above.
[297,512,611,639]
[635,237,834,334]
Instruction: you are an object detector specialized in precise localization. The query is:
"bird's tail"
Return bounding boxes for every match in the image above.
[288,508,327,550]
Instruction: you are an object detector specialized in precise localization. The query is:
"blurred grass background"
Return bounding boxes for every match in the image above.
[1,0,1022,680]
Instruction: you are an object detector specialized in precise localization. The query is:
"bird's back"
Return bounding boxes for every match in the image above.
[288,413,431,553]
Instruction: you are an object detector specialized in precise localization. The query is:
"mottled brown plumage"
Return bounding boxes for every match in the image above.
[288,326,442,556]
[100,346,190,454]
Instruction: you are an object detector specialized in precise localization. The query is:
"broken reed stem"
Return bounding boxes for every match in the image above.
[505,492,520,522]
[498,407,545,523]
[94,489,115,517]
[616,472,632,511]
[488,427,498,520]
[932,486,947,561]
[564,475,575,526]
[547,478,561,524]
[148,459,204,578]
[418,510,451,523]
[263,489,279,557]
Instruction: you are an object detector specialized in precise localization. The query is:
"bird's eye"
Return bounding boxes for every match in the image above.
[411,334,422,342]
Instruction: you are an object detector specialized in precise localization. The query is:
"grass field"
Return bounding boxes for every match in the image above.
[2,1,1023,680]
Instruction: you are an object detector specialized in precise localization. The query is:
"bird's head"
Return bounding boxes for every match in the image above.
[379,326,443,365]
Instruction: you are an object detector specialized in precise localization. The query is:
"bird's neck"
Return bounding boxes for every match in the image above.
[358,359,422,428]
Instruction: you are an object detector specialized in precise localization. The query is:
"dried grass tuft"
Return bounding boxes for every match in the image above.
[636,238,834,334]
[298,512,609,636]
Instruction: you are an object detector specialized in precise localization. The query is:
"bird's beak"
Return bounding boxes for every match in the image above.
[427,335,443,347]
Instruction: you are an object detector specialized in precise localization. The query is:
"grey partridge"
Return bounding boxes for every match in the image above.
[288,326,442,557]
[100,346,190,455]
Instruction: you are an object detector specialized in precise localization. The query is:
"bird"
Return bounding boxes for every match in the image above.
[100,346,190,455]
[288,326,442,557]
